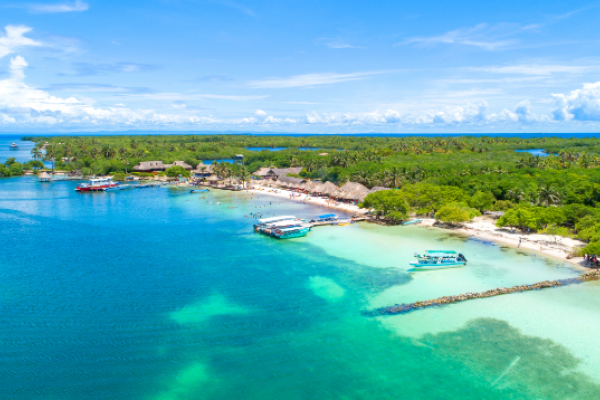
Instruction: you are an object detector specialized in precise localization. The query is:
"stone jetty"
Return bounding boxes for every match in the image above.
[364,270,600,317]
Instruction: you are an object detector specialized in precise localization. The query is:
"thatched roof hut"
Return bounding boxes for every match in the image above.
[253,167,271,177]
[338,181,368,193]
[278,175,305,189]
[300,181,319,191]
[313,181,338,195]
[265,167,303,180]
[206,174,221,182]
[134,160,192,172]
[133,161,166,172]
[332,181,369,200]
[368,186,389,194]
[166,161,192,170]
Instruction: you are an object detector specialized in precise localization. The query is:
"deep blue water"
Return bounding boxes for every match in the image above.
[514,149,551,157]
[0,137,37,165]
[2,176,600,399]
[245,147,287,151]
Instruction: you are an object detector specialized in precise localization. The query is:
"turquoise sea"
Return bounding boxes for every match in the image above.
[3,140,600,399]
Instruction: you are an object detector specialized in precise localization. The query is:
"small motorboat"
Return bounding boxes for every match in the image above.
[190,189,210,193]
[409,250,467,270]
[272,226,311,239]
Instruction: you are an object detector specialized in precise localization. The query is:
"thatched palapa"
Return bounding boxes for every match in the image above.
[278,175,305,189]
[134,160,192,172]
[312,181,338,195]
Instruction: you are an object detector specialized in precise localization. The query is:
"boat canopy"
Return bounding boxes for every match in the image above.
[424,250,458,257]
[278,227,306,232]
[267,220,302,228]
[317,213,337,219]
[258,215,296,224]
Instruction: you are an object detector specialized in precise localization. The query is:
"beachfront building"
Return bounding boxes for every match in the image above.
[192,162,214,179]
[252,167,271,179]
[254,167,303,180]
[133,161,193,173]
[331,182,370,202]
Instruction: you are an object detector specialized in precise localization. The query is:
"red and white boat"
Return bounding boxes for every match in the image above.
[76,178,119,192]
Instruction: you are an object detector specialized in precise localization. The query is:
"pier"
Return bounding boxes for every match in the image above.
[363,270,600,316]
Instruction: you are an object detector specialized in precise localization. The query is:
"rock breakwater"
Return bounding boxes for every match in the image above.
[364,270,600,316]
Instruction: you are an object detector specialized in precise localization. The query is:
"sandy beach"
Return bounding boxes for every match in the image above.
[242,183,588,269]
[245,184,367,216]
[418,216,588,269]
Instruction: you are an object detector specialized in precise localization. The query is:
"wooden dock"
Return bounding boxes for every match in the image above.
[363,270,600,317]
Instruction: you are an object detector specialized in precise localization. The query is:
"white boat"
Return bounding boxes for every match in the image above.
[253,215,297,230]
[75,178,119,192]
[272,226,311,239]
[409,250,467,270]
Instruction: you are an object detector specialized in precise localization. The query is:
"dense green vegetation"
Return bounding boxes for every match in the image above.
[17,134,600,253]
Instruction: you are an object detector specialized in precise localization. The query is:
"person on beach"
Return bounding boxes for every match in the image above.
[518,237,521,248]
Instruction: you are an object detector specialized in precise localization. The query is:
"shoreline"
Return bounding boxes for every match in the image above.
[238,184,588,271]
[418,217,587,270]
[245,186,367,216]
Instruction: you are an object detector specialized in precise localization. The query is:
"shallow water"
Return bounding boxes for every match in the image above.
[2,176,600,399]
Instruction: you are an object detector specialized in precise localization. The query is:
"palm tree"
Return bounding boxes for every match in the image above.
[384,167,404,189]
[88,148,99,159]
[102,145,116,159]
[538,183,560,207]
[507,188,525,203]
[45,145,57,172]
[238,166,251,188]
[31,149,43,160]
[302,159,316,172]
[353,170,373,187]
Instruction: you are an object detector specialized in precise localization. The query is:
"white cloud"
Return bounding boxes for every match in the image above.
[0,56,219,126]
[247,71,388,89]
[26,1,89,13]
[317,38,363,49]
[118,93,267,102]
[400,23,534,51]
[552,81,600,121]
[470,64,593,76]
[0,25,41,59]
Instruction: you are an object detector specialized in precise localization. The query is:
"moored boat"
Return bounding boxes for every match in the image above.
[75,178,119,192]
[190,189,209,193]
[409,250,467,270]
[310,213,338,223]
[272,226,311,239]
[259,220,303,234]
[253,215,297,230]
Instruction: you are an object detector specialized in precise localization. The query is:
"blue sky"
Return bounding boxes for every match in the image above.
[1,0,600,133]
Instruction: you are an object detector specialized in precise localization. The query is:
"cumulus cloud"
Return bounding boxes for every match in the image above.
[0,56,219,126]
[25,1,89,13]
[0,25,41,59]
[552,81,600,121]
[247,71,388,89]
